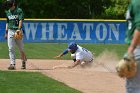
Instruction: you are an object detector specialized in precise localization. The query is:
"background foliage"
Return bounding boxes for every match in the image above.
[0,0,129,19]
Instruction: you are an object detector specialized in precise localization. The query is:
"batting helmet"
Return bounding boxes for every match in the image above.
[68,42,78,52]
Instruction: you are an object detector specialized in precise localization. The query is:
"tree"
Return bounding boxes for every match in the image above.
[0,0,6,18]
[0,0,129,19]
[103,0,129,19]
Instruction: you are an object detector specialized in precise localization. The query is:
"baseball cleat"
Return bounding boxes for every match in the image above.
[8,64,16,70]
[21,61,26,69]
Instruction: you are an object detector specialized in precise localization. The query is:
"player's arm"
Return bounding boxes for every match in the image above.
[128,6,140,54]
[5,17,9,32]
[18,20,23,30]
[5,17,9,39]
[17,8,24,31]
[6,23,8,32]
[16,20,23,34]
[54,53,64,58]
[128,29,140,54]
[67,59,81,69]
[54,49,69,58]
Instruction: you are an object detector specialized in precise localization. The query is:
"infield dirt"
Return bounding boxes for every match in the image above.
[0,51,125,93]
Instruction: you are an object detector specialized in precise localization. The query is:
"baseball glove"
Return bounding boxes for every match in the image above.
[14,30,23,40]
[116,54,137,78]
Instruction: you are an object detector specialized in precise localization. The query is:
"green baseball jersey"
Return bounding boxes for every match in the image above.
[125,0,140,44]
[5,7,24,30]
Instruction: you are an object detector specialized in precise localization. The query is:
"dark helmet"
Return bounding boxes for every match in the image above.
[68,42,78,52]
[3,0,16,9]
[7,0,15,3]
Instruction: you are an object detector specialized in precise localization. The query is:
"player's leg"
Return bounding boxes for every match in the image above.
[80,53,94,67]
[84,60,93,67]
[71,54,76,62]
[7,29,16,70]
[16,39,27,69]
[126,45,140,93]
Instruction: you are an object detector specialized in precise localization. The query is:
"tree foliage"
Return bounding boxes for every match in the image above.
[103,0,129,19]
[0,0,129,19]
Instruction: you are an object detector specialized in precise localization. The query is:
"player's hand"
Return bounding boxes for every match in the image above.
[54,55,61,58]
[16,30,21,33]
[15,30,21,35]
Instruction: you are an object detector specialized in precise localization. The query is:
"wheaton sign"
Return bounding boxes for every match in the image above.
[0,19,126,44]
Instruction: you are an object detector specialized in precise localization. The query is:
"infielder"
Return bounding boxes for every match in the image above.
[54,42,94,69]
[3,0,27,70]
[124,0,140,93]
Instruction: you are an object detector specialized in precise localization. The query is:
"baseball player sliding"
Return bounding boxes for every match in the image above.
[54,42,94,69]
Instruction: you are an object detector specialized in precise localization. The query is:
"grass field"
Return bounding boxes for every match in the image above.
[0,42,128,93]
[0,42,128,59]
[0,70,81,93]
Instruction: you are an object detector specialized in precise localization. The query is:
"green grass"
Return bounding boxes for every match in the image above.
[0,70,81,93]
[0,42,128,93]
[0,42,128,59]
